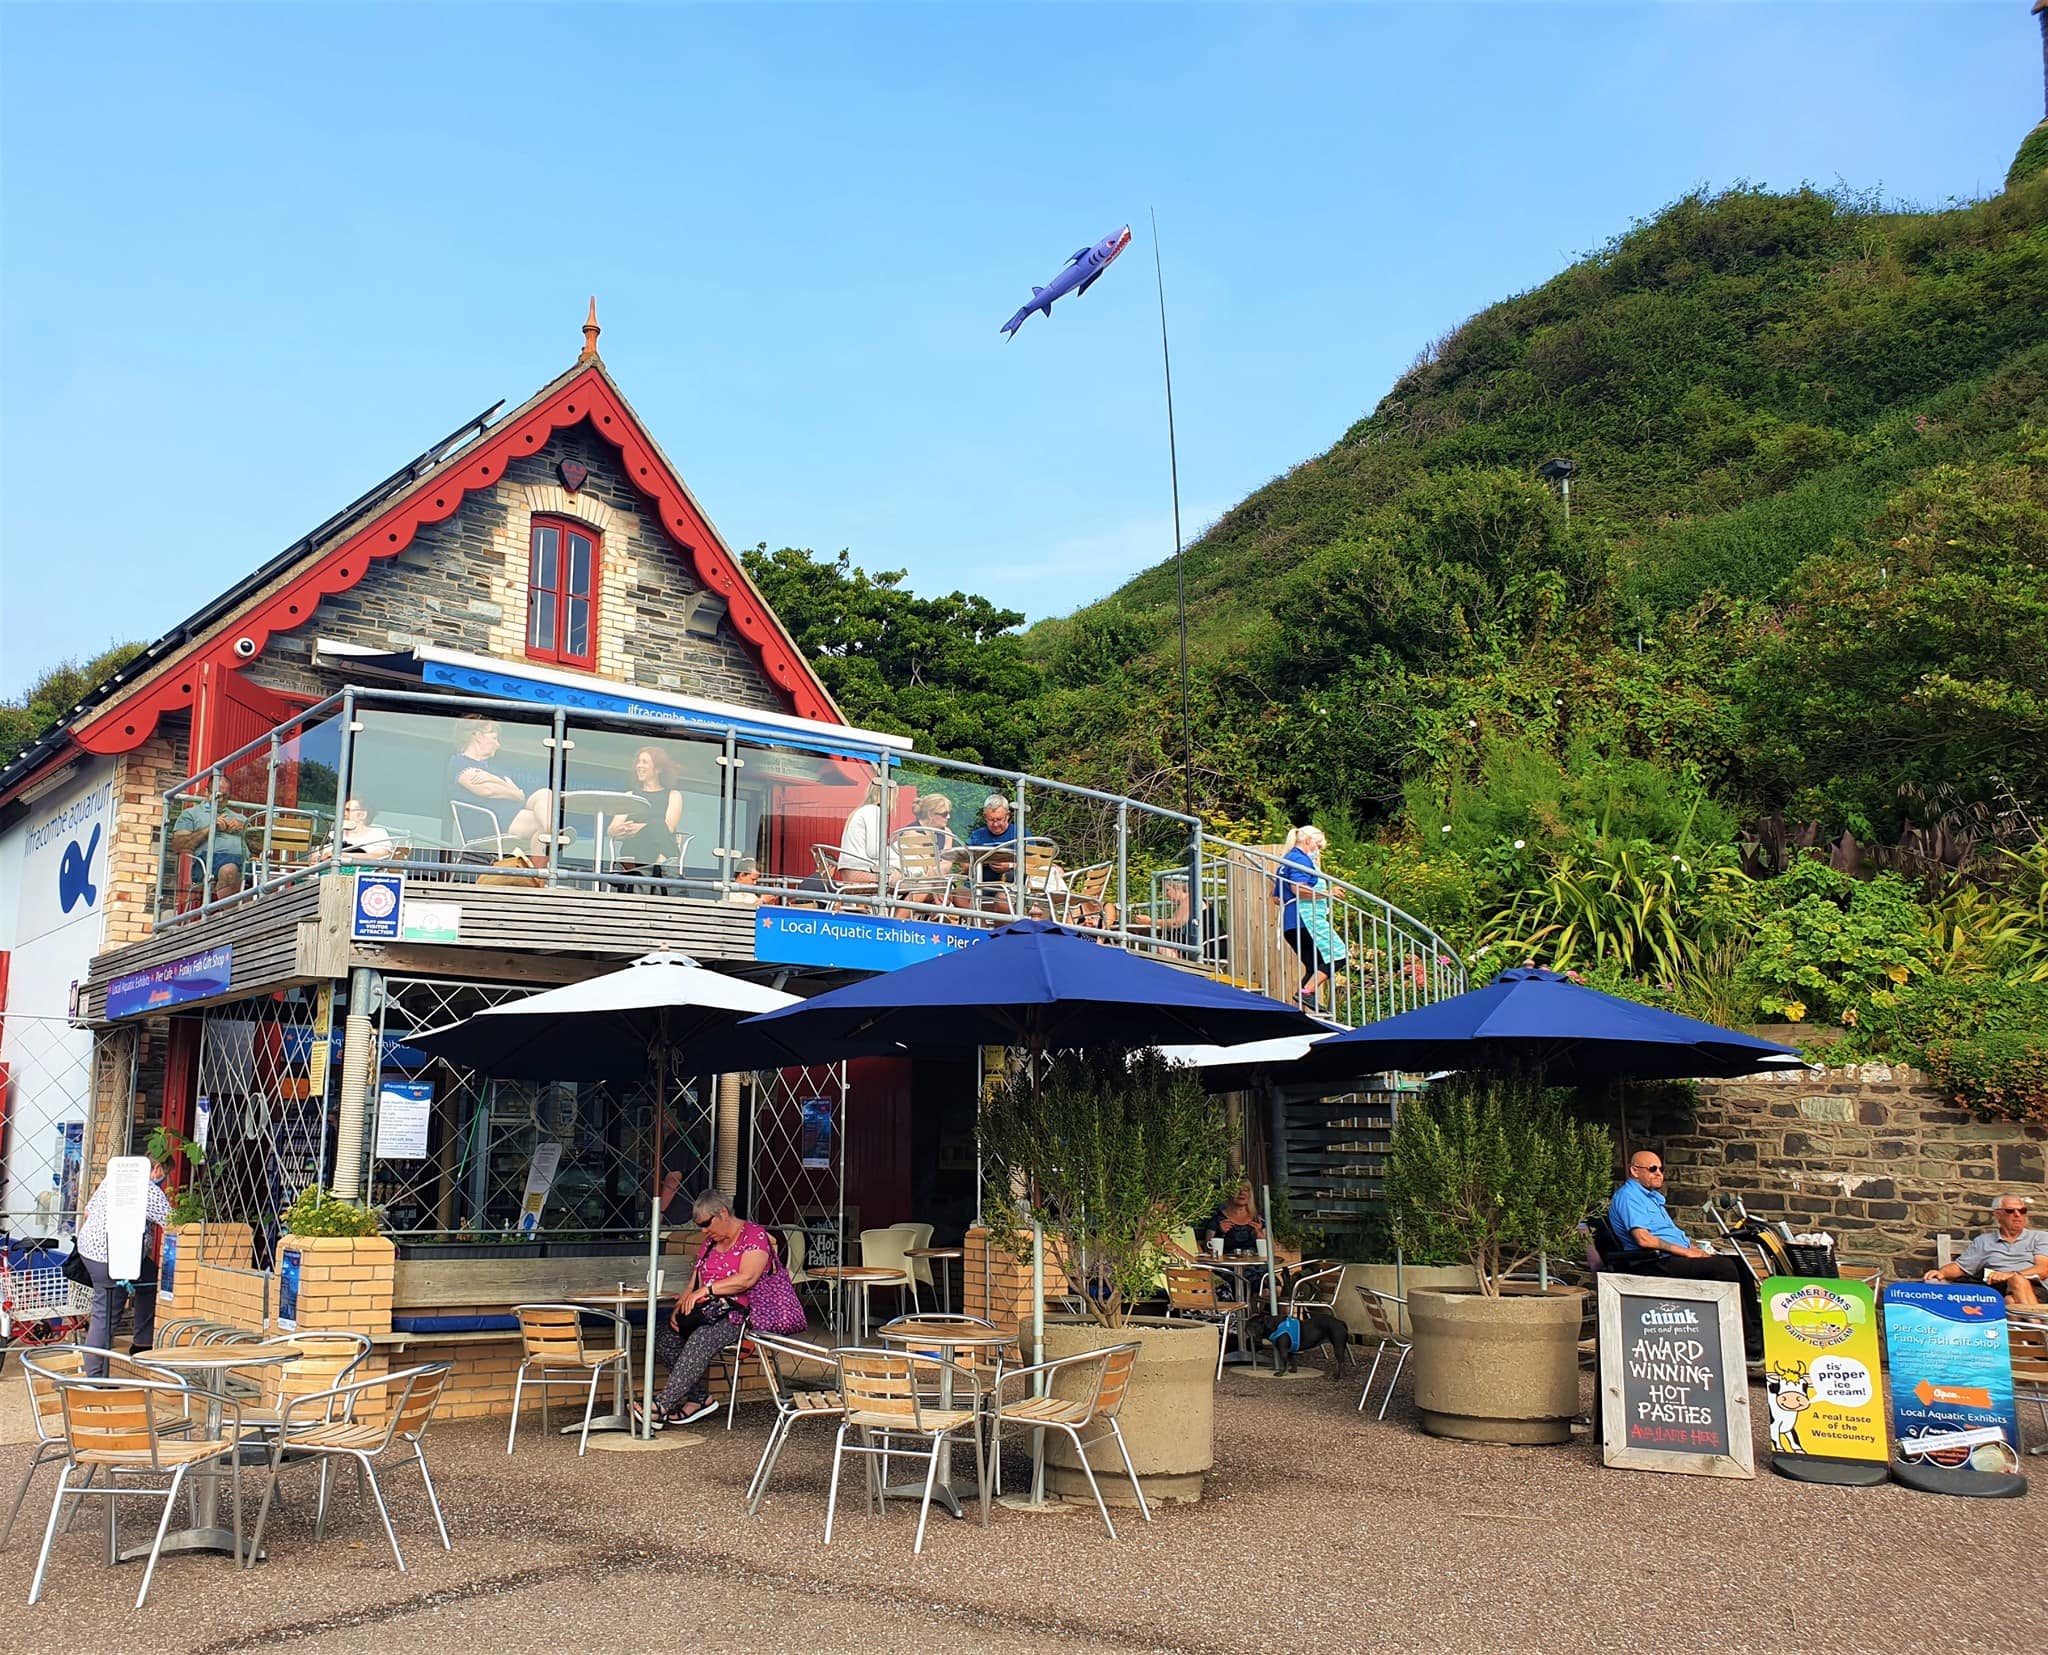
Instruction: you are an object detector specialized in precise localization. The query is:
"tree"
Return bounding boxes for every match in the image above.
[742,547,1045,771]
[0,642,147,768]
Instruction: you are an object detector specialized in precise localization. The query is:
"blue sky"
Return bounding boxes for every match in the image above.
[1,2,2036,689]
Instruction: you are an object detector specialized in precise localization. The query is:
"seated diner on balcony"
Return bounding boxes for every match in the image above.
[967,793,1022,907]
[607,743,688,879]
[169,777,251,903]
[446,715,556,855]
[835,775,898,894]
[332,795,396,861]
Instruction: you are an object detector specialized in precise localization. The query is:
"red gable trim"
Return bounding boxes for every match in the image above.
[75,367,836,755]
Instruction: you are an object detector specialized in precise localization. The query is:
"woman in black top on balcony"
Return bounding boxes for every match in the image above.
[608,745,686,880]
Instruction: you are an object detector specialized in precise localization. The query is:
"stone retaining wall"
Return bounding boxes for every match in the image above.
[1630,1064,2047,1279]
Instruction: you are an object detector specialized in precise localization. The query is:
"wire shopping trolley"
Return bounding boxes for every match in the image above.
[0,1243,91,1370]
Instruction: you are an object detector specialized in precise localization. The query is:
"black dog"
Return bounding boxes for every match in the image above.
[1245,1306,1352,1378]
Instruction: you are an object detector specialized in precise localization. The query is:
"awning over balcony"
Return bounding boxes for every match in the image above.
[313,640,914,760]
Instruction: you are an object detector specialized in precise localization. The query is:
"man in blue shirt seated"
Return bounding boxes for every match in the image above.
[966,793,1023,911]
[1608,1151,1763,1361]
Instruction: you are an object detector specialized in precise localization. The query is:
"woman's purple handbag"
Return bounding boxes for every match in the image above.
[745,1257,808,1335]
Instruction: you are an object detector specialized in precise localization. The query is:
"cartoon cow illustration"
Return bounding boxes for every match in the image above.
[1765,1359,1812,1454]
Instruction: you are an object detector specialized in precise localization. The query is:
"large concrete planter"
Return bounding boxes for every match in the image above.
[1038,1319,1218,1505]
[1407,1285,1585,1445]
[1337,1264,1479,1340]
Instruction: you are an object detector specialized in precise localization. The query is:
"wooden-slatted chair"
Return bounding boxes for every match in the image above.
[989,1342,1150,1538]
[508,1303,628,1456]
[744,1334,844,1516]
[2,1346,188,1550]
[245,1362,452,1573]
[233,1332,373,1431]
[825,1349,987,1554]
[1353,1285,1412,1421]
[1164,1266,1247,1380]
[26,1365,244,1608]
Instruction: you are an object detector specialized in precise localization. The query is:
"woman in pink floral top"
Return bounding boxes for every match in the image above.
[640,1190,804,1427]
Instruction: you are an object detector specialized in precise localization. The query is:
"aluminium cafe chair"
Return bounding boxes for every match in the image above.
[508,1304,629,1456]
[744,1334,845,1516]
[990,1341,1151,1539]
[27,1365,246,1610]
[1,1346,189,1552]
[244,1362,453,1574]
[1354,1285,1412,1421]
[825,1348,987,1556]
[1164,1266,1246,1380]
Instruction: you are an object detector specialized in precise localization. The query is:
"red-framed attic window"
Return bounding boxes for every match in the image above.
[527,516,600,669]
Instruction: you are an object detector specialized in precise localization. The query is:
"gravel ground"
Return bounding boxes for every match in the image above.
[2,1364,2041,1655]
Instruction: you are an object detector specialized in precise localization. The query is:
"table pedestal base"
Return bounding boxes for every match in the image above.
[120,1527,256,1564]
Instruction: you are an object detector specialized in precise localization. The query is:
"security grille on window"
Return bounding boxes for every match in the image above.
[527,517,598,668]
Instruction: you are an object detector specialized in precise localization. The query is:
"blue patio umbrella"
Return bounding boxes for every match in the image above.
[710,919,1328,1066]
[1289,967,1802,1085]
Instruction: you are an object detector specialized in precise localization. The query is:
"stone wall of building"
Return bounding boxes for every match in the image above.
[253,419,785,714]
[1631,1063,2047,1279]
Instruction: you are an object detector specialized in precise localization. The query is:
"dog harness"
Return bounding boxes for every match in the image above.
[1272,1315,1302,1354]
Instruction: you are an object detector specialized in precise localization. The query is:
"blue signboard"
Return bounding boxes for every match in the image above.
[351,870,405,941]
[755,909,983,972]
[1881,1282,2025,1489]
[107,945,233,1020]
[158,1231,179,1303]
[276,1248,303,1331]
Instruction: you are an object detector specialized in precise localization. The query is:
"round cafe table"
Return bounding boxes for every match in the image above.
[904,1246,965,1315]
[807,1265,907,1342]
[565,1289,679,1435]
[135,1346,299,1563]
[876,1318,1016,1519]
[1193,1254,1271,1364]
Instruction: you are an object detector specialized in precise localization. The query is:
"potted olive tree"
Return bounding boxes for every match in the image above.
[1388,1074,1613,1444]
[978,1048,1235,1504]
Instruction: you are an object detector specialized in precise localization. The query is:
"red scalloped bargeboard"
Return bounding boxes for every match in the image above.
[74,366,836,756]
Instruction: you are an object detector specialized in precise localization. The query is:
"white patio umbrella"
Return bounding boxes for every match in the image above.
[412,951,799,1439]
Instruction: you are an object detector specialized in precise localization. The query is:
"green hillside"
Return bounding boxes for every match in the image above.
[1023,178,2048,840]
[751,169,2048,1095]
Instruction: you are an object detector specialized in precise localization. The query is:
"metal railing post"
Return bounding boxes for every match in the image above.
[1115,803,1129,943]
[260,729,282,887]
[336,689,359,863]
[544,708,567,887]
[1012,776,1027,916]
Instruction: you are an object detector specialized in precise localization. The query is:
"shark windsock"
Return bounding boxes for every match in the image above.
[999,225,1132,339]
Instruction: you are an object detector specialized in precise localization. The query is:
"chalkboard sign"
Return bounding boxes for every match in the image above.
[1599,1272,1754,1479]
[796,1207,853,1275]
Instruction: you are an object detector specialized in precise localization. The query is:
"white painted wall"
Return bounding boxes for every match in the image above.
[1,760,116,1235]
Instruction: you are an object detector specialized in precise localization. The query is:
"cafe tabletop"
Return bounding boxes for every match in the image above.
[876,1319,1014,1349]
[903,1246,964,1261]
[144,1347,299,1375]
[808,1265,908,1283]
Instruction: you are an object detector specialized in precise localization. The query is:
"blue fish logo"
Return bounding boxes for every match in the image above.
[59,824,101,913]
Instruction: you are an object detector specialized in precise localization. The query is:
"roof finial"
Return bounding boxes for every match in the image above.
[580,296,602,362]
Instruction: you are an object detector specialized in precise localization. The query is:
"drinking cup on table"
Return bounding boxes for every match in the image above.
[1208,1237,1224,1258]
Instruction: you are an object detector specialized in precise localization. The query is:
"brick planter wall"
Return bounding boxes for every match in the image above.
[1629,1064,2047,1278]
[272,1234,397,1336]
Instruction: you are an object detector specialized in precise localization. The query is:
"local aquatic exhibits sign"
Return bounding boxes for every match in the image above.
[1881,1282,2026,1496]
[107,944,232,1019]
[755,909,983,972]
[1598,1273,1753,1479]
[1760,1276,1888,1484]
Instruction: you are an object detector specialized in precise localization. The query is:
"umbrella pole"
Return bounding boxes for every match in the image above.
[643,1038,667,1441]
[1261,1181,1280,1317]
[1029,1217,1048,1505]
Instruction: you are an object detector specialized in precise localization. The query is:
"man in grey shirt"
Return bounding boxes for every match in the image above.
[1923,1193,2048,1306]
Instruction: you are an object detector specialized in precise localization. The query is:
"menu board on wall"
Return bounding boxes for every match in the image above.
[1598,1272,1754,1479]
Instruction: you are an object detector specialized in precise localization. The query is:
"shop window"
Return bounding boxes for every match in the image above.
[527,517,599,668]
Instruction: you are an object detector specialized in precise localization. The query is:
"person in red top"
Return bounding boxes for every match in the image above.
[637,1191,803,1428]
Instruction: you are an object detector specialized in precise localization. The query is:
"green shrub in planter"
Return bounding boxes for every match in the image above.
[279,1186,381,1239]
[1387,1074,1612,1295]
[979,1049,1234,1328]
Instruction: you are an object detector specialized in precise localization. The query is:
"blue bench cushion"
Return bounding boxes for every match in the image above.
[390,1313,520,1334]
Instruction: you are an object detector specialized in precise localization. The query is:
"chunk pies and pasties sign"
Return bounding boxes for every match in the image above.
[1598,1272,1754,1479]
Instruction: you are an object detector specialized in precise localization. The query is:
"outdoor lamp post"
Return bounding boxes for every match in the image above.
[1537,456,1576,524]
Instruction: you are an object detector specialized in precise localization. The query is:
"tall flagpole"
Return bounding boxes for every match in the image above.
[1151,208,1195,825]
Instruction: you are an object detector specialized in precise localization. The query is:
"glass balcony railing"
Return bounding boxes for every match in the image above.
[154,685,1464,1026]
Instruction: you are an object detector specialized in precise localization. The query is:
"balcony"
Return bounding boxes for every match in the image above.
[153,683,1462,1030]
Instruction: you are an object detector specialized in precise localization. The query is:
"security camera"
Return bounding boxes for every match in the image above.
[233,637,257,659]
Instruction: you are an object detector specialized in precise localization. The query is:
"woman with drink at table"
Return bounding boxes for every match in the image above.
[1196,1182,1267,1256]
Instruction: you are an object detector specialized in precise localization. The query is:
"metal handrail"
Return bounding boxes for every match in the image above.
[146,684,1462,1028]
